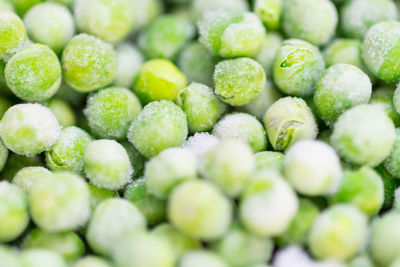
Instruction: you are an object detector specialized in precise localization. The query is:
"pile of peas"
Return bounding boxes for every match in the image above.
[1,0,400,267]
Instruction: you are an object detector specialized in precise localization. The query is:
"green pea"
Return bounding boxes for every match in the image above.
[86,198,146,256]
[74,0,135,44]
[84,87,141,140]
[255,151,284,172]
[84,139,132,190]
[282,0,338,46]
[314,63,372,125]
[198,9,265,58]
[331,104,396,166]
[124,178,167,225]
[212,113,267,152]
[127,101,188,158]
[308,204,368,261]
[239,170,298,237]
[0,0,14,12]
[0,11,27,61]
[214,57,265,106]
[0,246,19,267]
[168,180,233,240]
[191,0,249,20]
[276,198,319,247]
[132,0,163,29]
[362,21,400,82]
[24,3,75,54]
[182,132,219,158]
[20,249,67,267]
[23,228,85,261]
[212,223,273,267]
[138,15,194,60]
[263,97,318,151]
[0,103,61,156]
[340,0,397,40]
[134,59,187,104]
[0,181,29,242]
[29,172,90,232]
[145,147,197,199]
[5,44,61,101]
[12,166,51,194]
[114,43,143,89]
[254,0,282,30]
[273,39,325,96]
[46,98,76,128]
[62,34,117,92]
[330,166,384,216]
[201,139,255,197]
[178,82,225,133]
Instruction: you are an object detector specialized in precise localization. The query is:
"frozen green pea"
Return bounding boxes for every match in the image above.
[124,178,166,225]
[5,44,61,101]
[1,153,43,181]
[71,256,113,267]
[84,87,141,140]
[370,211,400,266]
[0,246,19,267]
[213,223,273,267]
[62,34,117,92]
[214,57,265,106]
[362,21,400,82]
[113,232,175,267]
[330,166,384,216]
[201,139,255,197]
[314,64,371,125]
[132,0,163,29]
[24,3,75,55]
[283,0,337,46]
[0,11,27,61]
[128,101,188,158]
[84,139,132,190]
[145,148,197,199]
[178,42,216,86]
[255,151,284,172]
[0,103,61,156]
[12,166,51,194]
[0,181,29,242]
[46,126,92,173]
[182,132,219,158]
[23,228,84,261]
[152,223,201,259]
[74,0,135,44]
[370,85,400,126]
[340,0,397,40]
[179,250,228,267]
[46,98,76,127]
[29,172,90,232]
[384,129,400,179]
[331,104,396,166]
[242,81,282,120]
[86,198,146,256]
[273,39,325,96]
[177,82,225,133]
[309,205,368,261]
[198,9,265,58]
[139,15,194,60]
[168,180,232,240]
[20,249,67,267]
[239,170,298,237]
[276,198,319,247]
[134,59,187,103]
[120,141,145,178]
[254,0,282,30]
[88,183,118,210]
[114,43,143,88]
[284,139,343,196]
[213,113,267,152]
[263,97,318,151]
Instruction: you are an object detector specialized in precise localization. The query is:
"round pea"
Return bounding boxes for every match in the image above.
[12,166,51,194]
[0,11,27,61]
